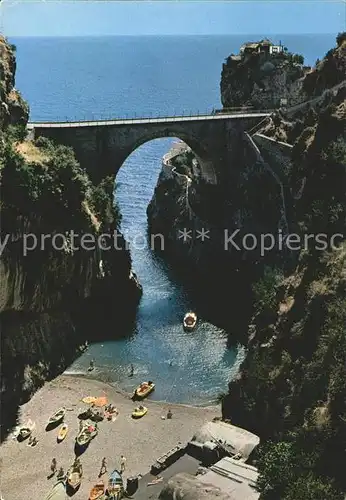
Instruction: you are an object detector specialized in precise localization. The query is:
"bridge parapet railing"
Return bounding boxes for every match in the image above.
[27,109,273,126]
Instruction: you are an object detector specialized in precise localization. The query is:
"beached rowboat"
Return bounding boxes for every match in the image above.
[67,460,82,490]
[89,479,105,499]
[44,479,66,500]
[18,419,35,440]
[132,406,148,418]
[133,381,155,400]
[57,423,68,442]
[47,407,66,426]
[108,470,124,499]
[76,420,98,446]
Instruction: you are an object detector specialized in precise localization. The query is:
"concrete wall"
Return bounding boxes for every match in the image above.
[249,132,293,231]
[252,132,293,179]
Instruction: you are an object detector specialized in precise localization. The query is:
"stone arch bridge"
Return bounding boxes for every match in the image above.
[28,111,271,184]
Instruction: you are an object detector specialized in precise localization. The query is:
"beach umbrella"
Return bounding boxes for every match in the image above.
[94,396,108,407]
[82,396,96,404]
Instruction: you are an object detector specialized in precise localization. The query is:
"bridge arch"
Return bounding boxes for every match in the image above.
[115,128,217,184]
[30,112,271,185]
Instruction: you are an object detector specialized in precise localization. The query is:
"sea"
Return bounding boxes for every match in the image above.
[11,34,336,405]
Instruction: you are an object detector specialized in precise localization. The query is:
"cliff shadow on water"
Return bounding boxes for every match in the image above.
[0,35,142,440]
[145,139,289,344]
[0,225,142,442]
[147,232,257,345]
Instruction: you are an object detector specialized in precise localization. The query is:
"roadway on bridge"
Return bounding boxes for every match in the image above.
[27,111,272,128]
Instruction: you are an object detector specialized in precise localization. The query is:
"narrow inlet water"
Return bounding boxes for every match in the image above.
[68,138,244,405]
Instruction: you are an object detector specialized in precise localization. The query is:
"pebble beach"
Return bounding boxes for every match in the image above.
[0,375,219,500]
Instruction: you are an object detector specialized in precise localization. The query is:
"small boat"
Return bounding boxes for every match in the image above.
[18,419,35,441]
[132,406,148,418]
[57,423,68,442]
[108,470,124,499]
[183,312,197,331]
[133,381,155,400]
[89,479,105,500]
[44,479,66,500]
[76,420,98,446]
[79,407,104,422]
[47,407,66,426]
[67,460,83,490]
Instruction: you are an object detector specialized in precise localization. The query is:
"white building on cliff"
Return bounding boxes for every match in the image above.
[240,39,284,56]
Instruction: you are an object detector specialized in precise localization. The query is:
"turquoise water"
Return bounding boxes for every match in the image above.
[12,35,335,404]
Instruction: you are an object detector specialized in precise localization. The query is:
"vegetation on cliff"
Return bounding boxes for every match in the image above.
[220,38,308,110]
[0,36,140,439]
[148,33,345,498]
[303,32,346,97]
[222,35,346,499]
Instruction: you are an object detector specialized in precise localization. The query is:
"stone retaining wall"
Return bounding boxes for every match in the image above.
[252,132,293,179]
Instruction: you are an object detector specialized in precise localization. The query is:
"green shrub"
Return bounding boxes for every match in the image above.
[292,54,304,65]
[35,136,55,150]
[252,266,283,312]
[1,140,95,231]
[5,124,27,142]
[88,175,121,229]
[336,32,346,46]
[284,475,343,500]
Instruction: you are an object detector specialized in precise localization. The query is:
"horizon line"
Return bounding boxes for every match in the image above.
[2,0,343,2]
[7,32,338,38]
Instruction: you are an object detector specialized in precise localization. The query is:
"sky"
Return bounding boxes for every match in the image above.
[0,0,345,37]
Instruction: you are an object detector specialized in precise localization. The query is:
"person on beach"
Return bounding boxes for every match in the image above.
[57,467,65,479]
[129,364,134,377]
[50,458,57,475]
[99,457,107,477]
[120,455,126,474]
[167,409,172,419]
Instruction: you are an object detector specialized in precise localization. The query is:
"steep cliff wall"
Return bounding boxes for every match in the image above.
[220,40,309,110]
[221,36,346,499]
[0,37,142,438]
[147,136,285,332]
[0,35,28,130]
[148,34,346,498]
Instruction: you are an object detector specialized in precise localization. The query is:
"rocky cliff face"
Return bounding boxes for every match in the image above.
[220,40,309,110]
[0,36,28,130]
[221,37,346,498]
[0,36,142,439]
[147,137,285,332]
[148,35,346,497]
[303,34,346,97]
